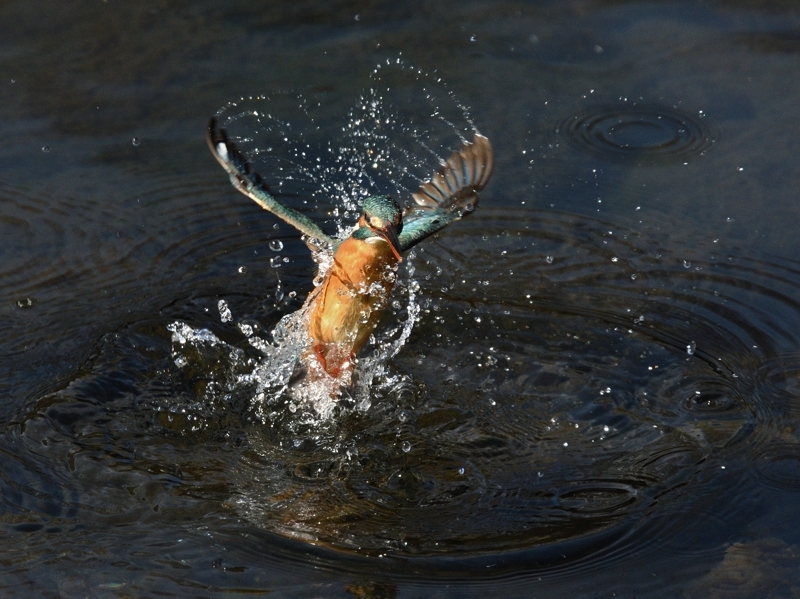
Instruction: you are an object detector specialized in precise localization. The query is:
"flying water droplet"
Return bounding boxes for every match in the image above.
[41,146,50,153]
[131,137,140,147]
[238,266,247,274]
[269,240,284,252]
[546,256,554,264]
[401,440,411,453]
[218,299,232,323]
[16,297,33,309]
[686,340,696,355]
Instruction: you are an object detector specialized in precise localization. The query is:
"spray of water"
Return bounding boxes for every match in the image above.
[169,60,481,425]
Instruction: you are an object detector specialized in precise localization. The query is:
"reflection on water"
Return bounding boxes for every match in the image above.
[3,1,800,597]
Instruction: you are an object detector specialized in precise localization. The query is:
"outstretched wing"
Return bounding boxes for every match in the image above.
[207,117,336,249]
[399,134,493,252]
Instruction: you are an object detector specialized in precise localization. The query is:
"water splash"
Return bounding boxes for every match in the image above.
[170,60,477,423]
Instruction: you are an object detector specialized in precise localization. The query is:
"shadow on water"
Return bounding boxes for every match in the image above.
[3,1,800,597]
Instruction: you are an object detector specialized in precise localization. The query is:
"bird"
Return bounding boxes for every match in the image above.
[207,117,493,380]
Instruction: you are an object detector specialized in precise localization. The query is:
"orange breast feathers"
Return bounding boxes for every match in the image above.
[307,236,400,375]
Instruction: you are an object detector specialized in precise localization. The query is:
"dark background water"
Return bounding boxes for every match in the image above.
[2,1,800,597]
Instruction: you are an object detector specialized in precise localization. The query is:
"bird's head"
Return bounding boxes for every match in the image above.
[354,195,404,262]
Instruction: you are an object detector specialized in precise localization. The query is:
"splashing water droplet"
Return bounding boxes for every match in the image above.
[16,297,33,309]
[218,299,232,323]
[401,440,411,453]
[41,146,50,153]
[269,240,284,252]
[546,256,554,264]
[686,340,696,355]
[238,266,247,274]
[131,137,140,147]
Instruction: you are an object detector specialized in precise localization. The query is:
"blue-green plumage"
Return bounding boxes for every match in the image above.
[207,118,492,254]
[207,117,492,377]
[207,118,335,251]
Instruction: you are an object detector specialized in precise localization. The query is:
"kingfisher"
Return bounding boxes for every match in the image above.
[207,117,492,380]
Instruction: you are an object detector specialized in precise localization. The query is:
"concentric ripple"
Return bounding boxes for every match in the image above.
[11,206,800,570]
[561,104,714,163]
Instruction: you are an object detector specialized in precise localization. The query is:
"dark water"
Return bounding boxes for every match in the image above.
[3,1,800,597]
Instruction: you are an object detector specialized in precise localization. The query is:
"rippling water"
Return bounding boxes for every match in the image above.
[3,1,800,597]
[560,104,715,164]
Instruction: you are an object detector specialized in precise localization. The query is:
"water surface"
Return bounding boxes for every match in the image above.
[2,1,800,597]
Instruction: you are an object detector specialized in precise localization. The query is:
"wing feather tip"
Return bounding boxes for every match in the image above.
[411,133,493,211]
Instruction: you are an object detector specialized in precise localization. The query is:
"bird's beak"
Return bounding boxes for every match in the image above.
[377,223,403,262]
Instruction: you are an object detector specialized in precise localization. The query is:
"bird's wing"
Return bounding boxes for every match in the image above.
[399,133,493,252]
[207,117,336,249]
